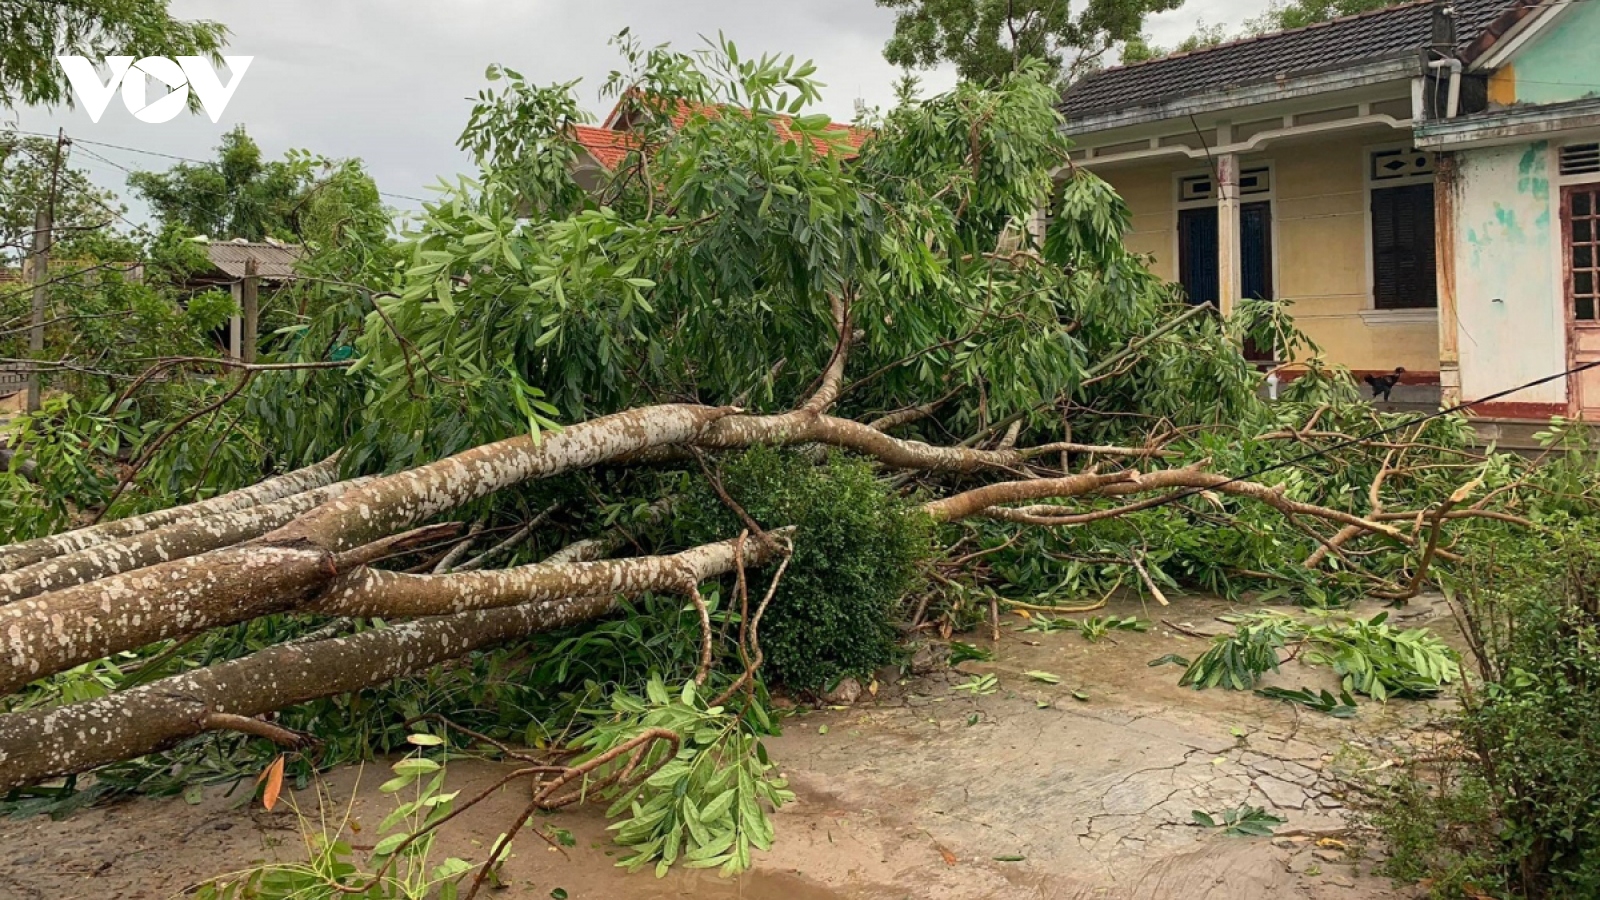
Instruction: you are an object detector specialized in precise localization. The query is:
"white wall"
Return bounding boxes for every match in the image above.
[1453,141,1568,406]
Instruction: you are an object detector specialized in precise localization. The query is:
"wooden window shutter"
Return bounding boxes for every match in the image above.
[1371,183,1438,310]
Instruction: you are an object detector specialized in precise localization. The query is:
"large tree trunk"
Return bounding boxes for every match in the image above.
[0,478,372,602]
[0,535,784,791]
[0,455,342,573]
[0,405,733,695]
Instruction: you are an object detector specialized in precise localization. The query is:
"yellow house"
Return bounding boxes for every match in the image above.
[1059,0,1600,419]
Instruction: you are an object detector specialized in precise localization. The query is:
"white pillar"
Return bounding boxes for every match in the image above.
[1216,152,1241,318]
[227,282,243,362]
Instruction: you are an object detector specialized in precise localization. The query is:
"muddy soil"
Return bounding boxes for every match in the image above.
[0,593,1457,899]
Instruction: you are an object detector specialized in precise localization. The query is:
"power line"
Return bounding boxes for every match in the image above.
[1133,358,1600,517]
[2,127,428,204]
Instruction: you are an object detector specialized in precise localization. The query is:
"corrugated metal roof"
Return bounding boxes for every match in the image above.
[1060,0,1516,121]
[204,241,303,281]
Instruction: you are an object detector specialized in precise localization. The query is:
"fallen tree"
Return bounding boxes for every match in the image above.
[1,40,1591,879]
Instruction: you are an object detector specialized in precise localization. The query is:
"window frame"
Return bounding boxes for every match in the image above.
[1566,184,1600,325]
[1364,145,1439,314]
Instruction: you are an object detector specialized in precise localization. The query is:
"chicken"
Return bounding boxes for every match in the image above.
[1364,367,1406,402]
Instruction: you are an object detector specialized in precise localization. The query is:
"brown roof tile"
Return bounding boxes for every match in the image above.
[1060,0,1516,121]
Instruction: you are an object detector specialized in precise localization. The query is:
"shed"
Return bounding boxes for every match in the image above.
[182,240,304,361]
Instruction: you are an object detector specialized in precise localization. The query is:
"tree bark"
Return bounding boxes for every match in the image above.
[0,536,783,791]
[0,479,370,602]
[310,534,784,618]
[0,405,733,695]
[0,455,342,574]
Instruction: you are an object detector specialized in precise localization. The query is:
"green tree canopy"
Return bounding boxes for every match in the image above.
[0,132,122,265]
[126,125,384,245]
[877,0,1185,85]
[1255,0,1404,31]
[0,0,227,110]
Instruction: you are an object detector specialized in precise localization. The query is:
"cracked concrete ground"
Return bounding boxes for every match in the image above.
[0,593,1453,899]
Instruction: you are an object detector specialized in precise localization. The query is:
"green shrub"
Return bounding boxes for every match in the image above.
[1455,536,1600,897]
[1369,773,1503,898]
[677,447,931,691]
[1370,525,1600,898]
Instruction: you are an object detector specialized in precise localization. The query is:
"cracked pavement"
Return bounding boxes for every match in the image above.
[752,592,1460,898]
[0,594,1455,899]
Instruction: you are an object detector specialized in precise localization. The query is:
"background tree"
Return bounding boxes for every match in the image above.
[1253,0,1404,31]
[877,0,1185,85]
[2,125,386,537]
[0,0,226,110]
[1120,20,1229,64]
[125,126,378,243]
[0,132,119,265]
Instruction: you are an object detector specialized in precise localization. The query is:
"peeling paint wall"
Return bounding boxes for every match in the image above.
[1452,141,1567,405]
[1492,2,1600,109]
[1273,135,1439,374]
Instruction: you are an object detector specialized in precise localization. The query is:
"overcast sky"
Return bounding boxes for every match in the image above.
[9,0,1270,219]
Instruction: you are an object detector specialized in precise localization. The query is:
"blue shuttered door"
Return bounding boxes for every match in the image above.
[1178,208,1219,306]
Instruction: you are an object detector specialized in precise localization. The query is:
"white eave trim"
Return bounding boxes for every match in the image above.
[1060,55,1422,136]
[1077,113,1412,168]
[1413,98,1600,150]
[1471,0,1566,72]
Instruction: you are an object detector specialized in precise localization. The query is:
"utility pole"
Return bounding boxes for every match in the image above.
[240,257,259,364]
[24,129,68,413]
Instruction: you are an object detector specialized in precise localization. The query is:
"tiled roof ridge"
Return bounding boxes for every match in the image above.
[1060,0,1516,118]
[1094,0,1439,79]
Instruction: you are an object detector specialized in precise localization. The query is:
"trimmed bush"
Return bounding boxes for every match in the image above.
[678,447,931,691]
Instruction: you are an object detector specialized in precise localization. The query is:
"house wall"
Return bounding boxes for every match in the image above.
[1272,136,1439,374]
[1098,162,1178,281]
[1094,132,1441,375]
[1451,141,1568,408]
[1489,2,1600,109]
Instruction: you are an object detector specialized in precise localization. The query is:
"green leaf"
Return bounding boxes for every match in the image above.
[378,775,415,794]
[371,832,410,857]
[392,758,441,776]
[1148,654,1191,667]
[1024,670,1061,684]
[700,788,737,822]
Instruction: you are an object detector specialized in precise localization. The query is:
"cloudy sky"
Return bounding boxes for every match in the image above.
[11,0,1270,218]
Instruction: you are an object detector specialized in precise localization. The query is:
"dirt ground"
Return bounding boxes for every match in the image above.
[0,593,1460,899]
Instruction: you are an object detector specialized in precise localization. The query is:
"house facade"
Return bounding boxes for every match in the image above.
[1059,0,1600,419]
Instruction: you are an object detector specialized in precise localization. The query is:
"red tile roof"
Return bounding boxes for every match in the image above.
[569,124,640,170]
[570,94,871,172]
